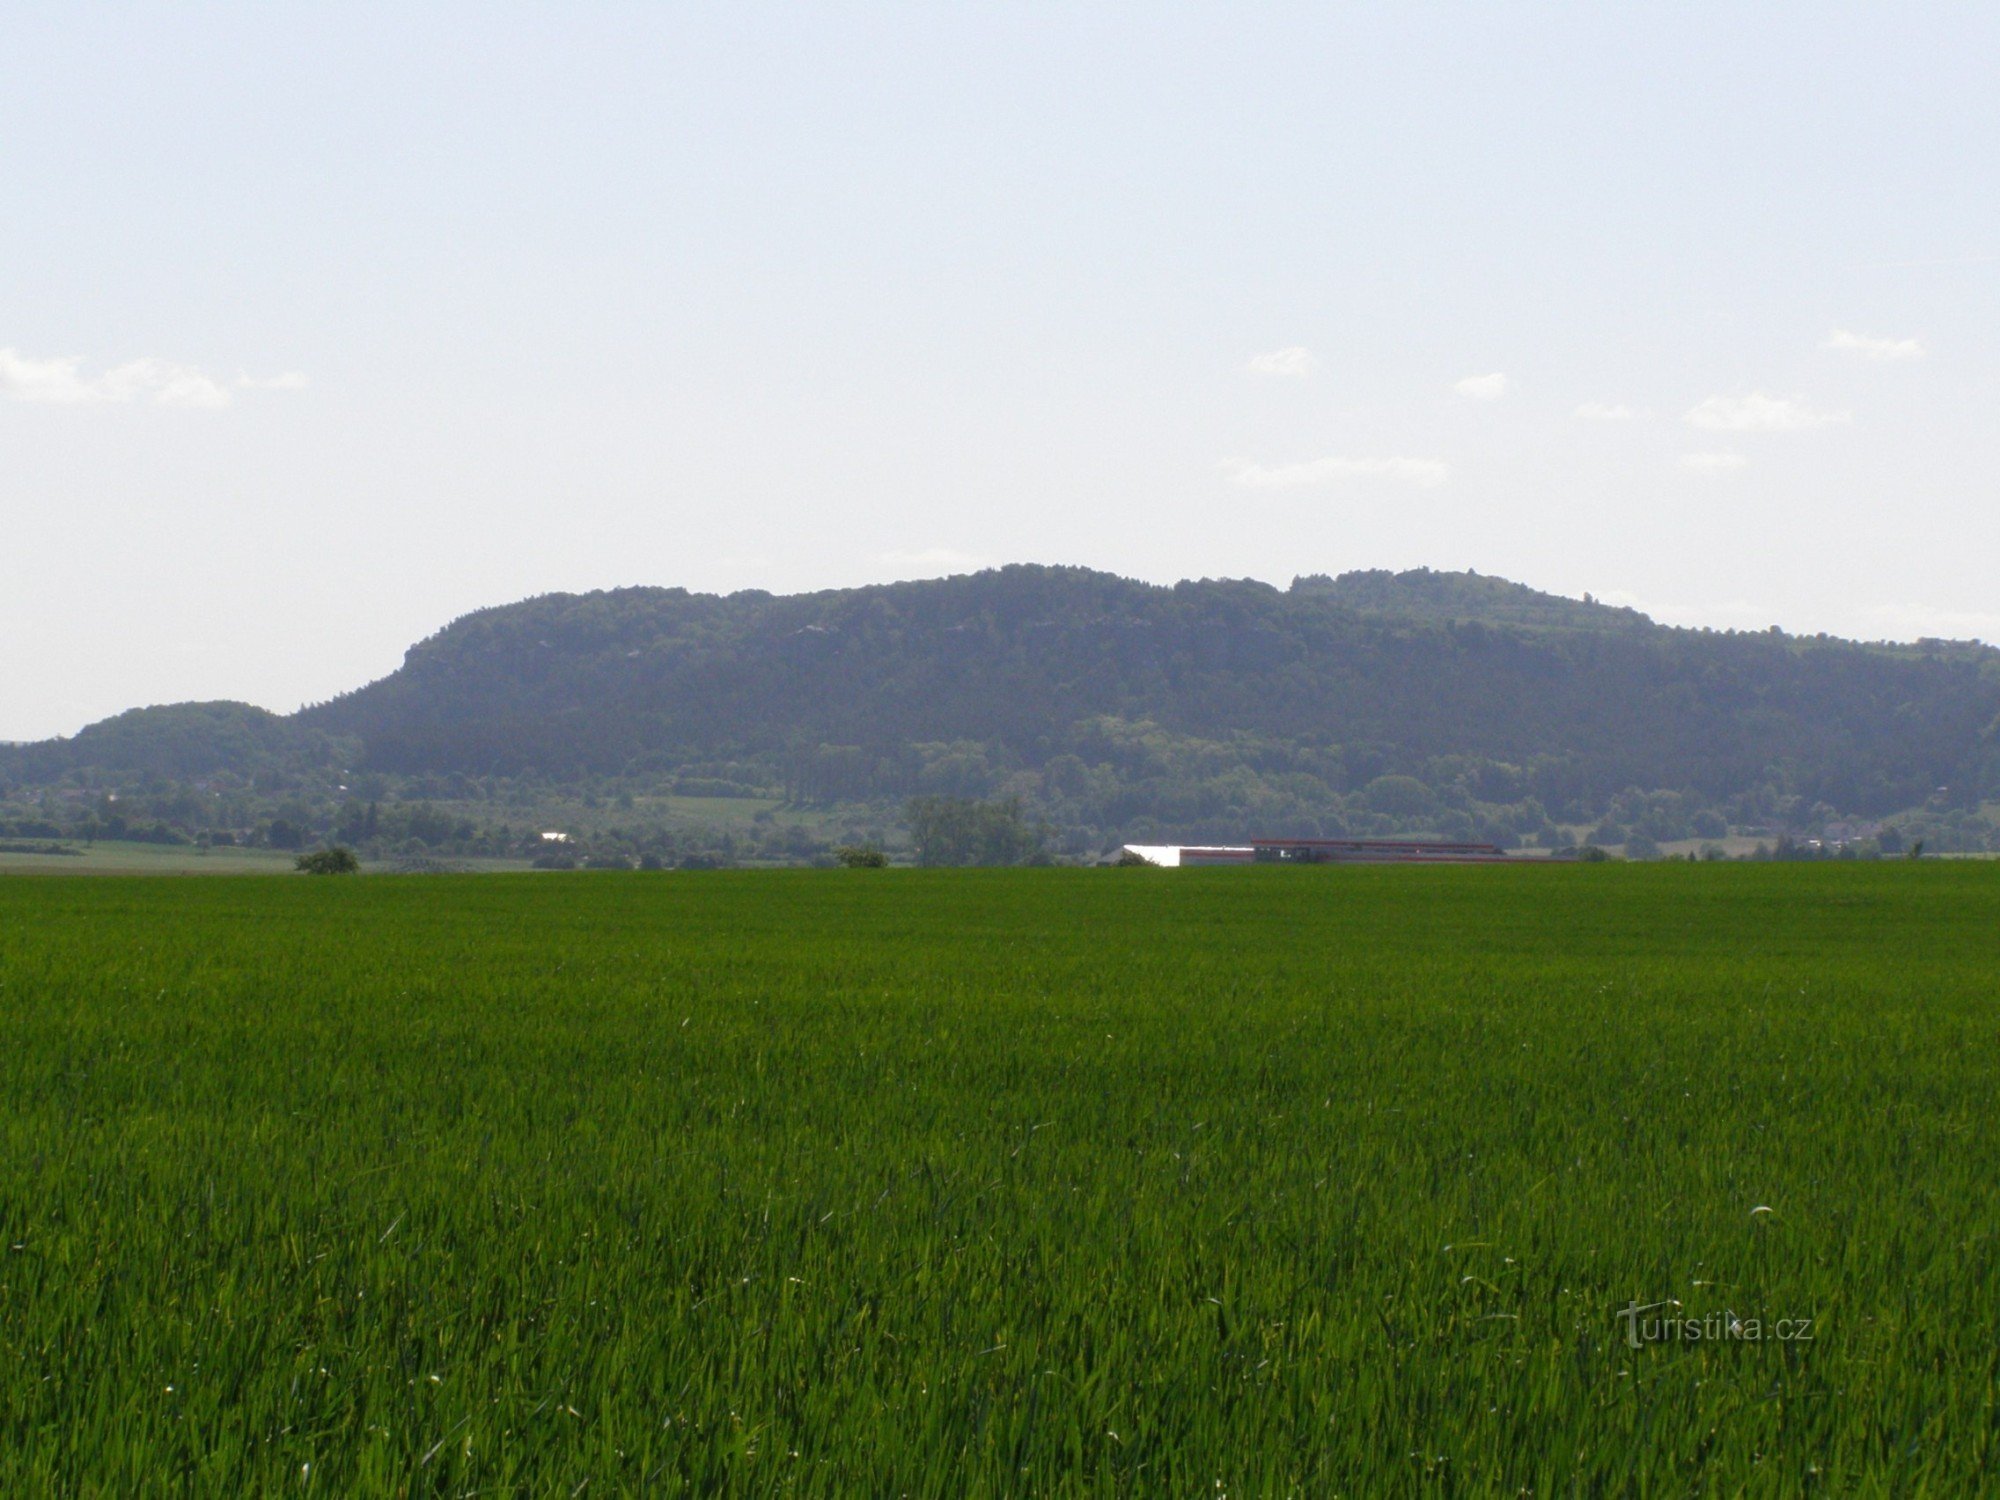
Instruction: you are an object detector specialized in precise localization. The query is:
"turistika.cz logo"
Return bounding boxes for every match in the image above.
[1616,1301,1815,1349]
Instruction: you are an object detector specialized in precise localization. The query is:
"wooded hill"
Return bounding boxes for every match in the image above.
[8,566,1999,842]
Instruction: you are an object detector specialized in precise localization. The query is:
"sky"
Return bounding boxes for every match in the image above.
[4,2,1997,741]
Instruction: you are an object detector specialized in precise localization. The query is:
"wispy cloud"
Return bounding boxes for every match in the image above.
[1243,346,1318,377]
[101,358,233,408]
[1680,451,1748,473]
[1822,329,1924,362]
[240,370,310,391]
[1226,455,1450,490]
[1454,372,1509,401]
[0,349,112,404]
[879,547,984,575]
[0,347,303,408]
[1684,392,1846,432]
[1574,401,1638,421]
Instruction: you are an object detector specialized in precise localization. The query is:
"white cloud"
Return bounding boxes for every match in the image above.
[1454,371,1509,401]
[1244,345,1318,377]
[1684,392,1846,432]
[1573,401,1638,421]
[0,347,304,408]
[100,358,233,409]
[879,547,985,575]
[1680,451,1748,473]
[0,349,100,403]
[1822,329,1924,362]
[1226,455,1450,490]
[240,370,311,391]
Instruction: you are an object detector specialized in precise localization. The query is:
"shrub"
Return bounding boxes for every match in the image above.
[834,846,889,868]
[295,847,359,875]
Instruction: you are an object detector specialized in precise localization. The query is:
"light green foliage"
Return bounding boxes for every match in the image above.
[1,866,1997,1491]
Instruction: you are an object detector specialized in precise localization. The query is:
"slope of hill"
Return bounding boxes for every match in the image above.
[7,567,1998,845]
[1,702,352,783]
[282,565,1998,814]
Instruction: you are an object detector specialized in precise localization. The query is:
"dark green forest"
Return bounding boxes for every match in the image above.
[5,566,1998,863]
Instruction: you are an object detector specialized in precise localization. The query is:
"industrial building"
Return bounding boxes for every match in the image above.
[1118,837,1511,867]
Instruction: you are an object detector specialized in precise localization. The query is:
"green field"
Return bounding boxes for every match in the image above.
[0,840,306,876]
[2,866,1996,1493]
[0,842,537,877]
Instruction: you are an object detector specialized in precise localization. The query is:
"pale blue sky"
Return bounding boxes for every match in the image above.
[4,3,1996,739]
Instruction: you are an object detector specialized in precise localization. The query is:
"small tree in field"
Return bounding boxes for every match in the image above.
[834,845,889,868]
[297,847,360,875]
[904,796,1050,867]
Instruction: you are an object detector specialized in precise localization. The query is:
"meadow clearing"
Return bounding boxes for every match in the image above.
[1,864,1995,1493]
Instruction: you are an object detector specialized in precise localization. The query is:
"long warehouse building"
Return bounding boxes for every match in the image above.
[1119,837,1512,867]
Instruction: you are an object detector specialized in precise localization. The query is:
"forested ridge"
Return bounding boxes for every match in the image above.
[7,566,1999,858]
[298,565,1997,812]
